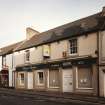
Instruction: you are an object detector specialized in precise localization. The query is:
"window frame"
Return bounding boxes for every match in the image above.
[19,73,25,86]
[48,69,60,88]
[25,50,30,62]
[69,38,78,56]
[76,66,93,90]
[37,70,44,86]
[2,55,6,66]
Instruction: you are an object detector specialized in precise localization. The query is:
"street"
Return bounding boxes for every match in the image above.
[0,94,63,105]
[0,93,73,105]
[0,89,104,105]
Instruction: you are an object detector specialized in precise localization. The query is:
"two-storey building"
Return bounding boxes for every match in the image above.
[13,10,101,95]
[0,6,105,97]
[0,42,22,87]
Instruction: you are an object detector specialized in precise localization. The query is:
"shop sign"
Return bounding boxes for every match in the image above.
[32,63,49,70]
[62,61,72,68]
[22,66,32,71]
[43,45,50,57]
[77,61,85,65]
[50,63,60,69]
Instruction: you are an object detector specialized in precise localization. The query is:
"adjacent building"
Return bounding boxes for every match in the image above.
[0,7,105,97]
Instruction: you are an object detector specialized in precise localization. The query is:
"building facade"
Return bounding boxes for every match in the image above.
[0,7,105,97]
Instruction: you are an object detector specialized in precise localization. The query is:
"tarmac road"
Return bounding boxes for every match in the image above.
[0,89,104,105]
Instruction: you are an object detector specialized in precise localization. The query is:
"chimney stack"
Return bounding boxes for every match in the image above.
[101,6,105,16]
[26,27,40,40]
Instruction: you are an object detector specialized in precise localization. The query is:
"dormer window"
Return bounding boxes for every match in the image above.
[69,39,78,55]
[25,50,30,62]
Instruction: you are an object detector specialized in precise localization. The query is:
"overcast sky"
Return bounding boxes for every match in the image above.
[0,0,105,47]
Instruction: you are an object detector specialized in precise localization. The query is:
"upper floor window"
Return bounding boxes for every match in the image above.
[25,50,30,62]
[69,39,78,54]
[2,55,6,66]
[43,45,50,59]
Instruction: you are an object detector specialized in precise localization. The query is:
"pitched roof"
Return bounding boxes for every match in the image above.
[0,41,23,56]
[14,12,105,51]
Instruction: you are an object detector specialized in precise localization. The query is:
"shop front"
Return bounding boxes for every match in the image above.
[73,59,98,95]
[47,63,61,91]
[15,66,33,89]
[15,57,98,96]
[0,69,9,87]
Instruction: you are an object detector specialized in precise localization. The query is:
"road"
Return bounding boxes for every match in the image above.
[0,88,104,105]
[0,93,73,105]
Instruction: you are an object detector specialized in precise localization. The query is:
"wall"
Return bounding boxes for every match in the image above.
[0,56,2,70]
[50,33,97,61]
[6,54,13,87]
[99,31,105,64]
[78,33,97,57]
[50,41,68,60]
[30,47,43,63]
[99,66,105,97]
[14,51,25,67]
[14,32,97,67]
[14,46,43,67]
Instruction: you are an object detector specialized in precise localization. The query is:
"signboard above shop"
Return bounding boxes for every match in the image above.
[43,45,50,57]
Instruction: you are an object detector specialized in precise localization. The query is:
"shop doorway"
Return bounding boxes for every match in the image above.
[62,69,73,92]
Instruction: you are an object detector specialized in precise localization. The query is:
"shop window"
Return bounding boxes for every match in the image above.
[69,39,78,55]
[37,71,44,85]
[25,50,30,62]
[19,73,25,86]
[76,66,92,89]
[49,70,60,88]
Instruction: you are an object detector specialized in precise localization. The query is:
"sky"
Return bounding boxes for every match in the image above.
[0,0,105,47]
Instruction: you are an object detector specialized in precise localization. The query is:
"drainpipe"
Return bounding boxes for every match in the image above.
[97,31,100,97]
[12,53,14,87]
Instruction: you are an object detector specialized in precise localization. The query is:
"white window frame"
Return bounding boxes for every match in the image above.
[76,67,93,90]
[25,50,30,62]
[37,70,44,86]
[69,38,78,56]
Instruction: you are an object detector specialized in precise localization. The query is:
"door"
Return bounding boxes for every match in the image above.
[63,69,73,92]
[28,72,33,89]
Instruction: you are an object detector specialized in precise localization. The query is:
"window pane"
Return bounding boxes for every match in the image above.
[26,50,30,61]
[38,72,44,84]
[78,67,92,88]
[49,70,60,87]
[69,39,77,54]
[20,73,24,85]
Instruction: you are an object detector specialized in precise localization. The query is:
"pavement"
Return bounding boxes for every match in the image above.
[0,88,105,105]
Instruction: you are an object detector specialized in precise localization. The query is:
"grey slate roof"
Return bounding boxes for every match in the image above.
[1,11,105,55]
[0,41,23,56]
[14,12,105,51]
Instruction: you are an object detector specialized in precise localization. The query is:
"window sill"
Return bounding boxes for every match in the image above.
[68,53,78,57]
[49,86,60,89]
[37,84,44,86]
[76,88,93,90]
